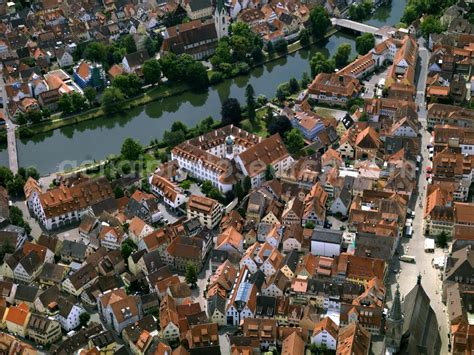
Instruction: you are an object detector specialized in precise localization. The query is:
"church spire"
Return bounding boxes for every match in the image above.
[389,284,403,322]
[417,273,422,285]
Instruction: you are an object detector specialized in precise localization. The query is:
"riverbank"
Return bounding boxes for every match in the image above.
[18,27,339,139]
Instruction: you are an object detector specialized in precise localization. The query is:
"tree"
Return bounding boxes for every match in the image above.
[121,138,143,161]
[301,72,311,88]
[421,16,444,38]
[121,238,137,260]
[185,263,198,287]
[266,41,274,55]
[265,106,274,126]
[18,167,39,181]
[186,61,209,88]
[101,87,125,114]
[267,115,292,137]
[83,87,97,107]
[435,231,448,248]
[334,43,352,68]
[221,98,242,125]
[7,174,25,197]
[265,165,275,181]
[245,84,256,121]
[305,221,315,229]
[58,94,73,115]
[142,59,161,85]
[356,33,375,55]
[243,176,252,193]
[299,28,310,46]
[0,167,13,187]
[160,52,181,82]
[402,5,418,25]
[70,92,87,112]
[211,40,233,68]
[310,6,330,38]
[122,34,137,54]
[310,52,335,77]
[9,205,31,234]
[112,74,142,98]
[274,39,288,54]
[79,312,90,327]
[163,129,186,149]
[0,243,14,262]
[289,77,300,94]
[201,180,213,195]
[83,42,108,63]
[276,82,291,101]
[234,181,245,201]
[285,128,305,154]
[251,46,263,62]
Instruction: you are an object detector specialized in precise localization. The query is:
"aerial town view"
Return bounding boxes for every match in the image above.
[0,0,472,353]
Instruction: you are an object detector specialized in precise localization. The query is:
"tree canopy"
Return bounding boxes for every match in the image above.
[221,98,242,125]
[142,59,162,85]
[334,44,352,68]
[310,52,335,77]
[121,138,143,161]
[310,6,331,38]
[355,33,375,55]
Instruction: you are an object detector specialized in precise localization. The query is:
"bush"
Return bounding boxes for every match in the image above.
[209,71,224,84]
[274,39,288,54]
[238,62,250,74]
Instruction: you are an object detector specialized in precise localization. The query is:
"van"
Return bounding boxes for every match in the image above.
[405,225,413,237]
[399,255,416,263]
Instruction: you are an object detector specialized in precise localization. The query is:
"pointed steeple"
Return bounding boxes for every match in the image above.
[216,0,225,13]
[417,273,422,285]
[389,284,403,322]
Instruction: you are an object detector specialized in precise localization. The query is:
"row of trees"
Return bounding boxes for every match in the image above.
[76,34,162,70]
[101,54,208,115]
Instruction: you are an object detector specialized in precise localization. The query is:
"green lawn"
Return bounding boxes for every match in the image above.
[240,116,268,138]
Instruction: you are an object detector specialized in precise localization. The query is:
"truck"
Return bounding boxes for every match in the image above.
[405,225,413,238]
[424,238,435,253]
[399,255,416,263]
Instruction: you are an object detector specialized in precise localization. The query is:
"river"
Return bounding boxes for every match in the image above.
[0,0,407,175]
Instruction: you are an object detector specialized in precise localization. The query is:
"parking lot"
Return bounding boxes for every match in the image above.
[361,67,390,100]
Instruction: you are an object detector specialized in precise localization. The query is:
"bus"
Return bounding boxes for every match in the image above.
[399,255,416,263]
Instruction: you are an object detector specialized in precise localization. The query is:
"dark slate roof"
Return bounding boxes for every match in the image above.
[337,186,352,207]
[311,227,343,244]
[282,249,299,273]
[207,293,226,316]
[57,296,77,318]
[341,113,354,129]
[122,315,158,343]
[355,233,396,260]
[187,0,212,11]
[15,284,39,303]
[19,251,42,275]
[61,240,88,260]
[38,285,61,308]
[143,249,163,273]
[255,295,276,317]
[28,313,57,332]
[39,262,65,283]
[90,330,115,348]
[401,279,441,354]
[210,249,228,264]
[50,322,103,355]
[124,50,149,68]
[130,249,147,263]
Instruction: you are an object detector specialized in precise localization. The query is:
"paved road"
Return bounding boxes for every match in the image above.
[386,40,448,354]
[0,71,18,173]
[416,37,430,120]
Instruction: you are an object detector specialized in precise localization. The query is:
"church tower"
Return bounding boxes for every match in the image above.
[214,0,229,40]
[385,284,404,354]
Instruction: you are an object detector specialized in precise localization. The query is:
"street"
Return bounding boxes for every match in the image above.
[386,37,449,354]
